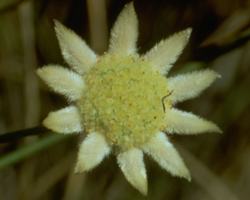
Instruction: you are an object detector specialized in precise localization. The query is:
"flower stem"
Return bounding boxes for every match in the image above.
[0,133,70,170]
[0,126,46,143]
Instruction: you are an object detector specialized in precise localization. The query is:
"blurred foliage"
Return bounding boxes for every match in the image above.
[0,0,250,199]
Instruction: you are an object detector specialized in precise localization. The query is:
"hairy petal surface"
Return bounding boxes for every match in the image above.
[144,28,191,75]
[75,132,110,172]
[143,132,190,180]
[55,21,97,74]
[108,3,138,55]
[37,65,84,101]
[43,106,82,134]
[168,69,220,104]
[165,108,222,134]
[117,148,147,195]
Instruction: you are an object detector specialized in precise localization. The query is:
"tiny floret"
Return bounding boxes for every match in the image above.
[37,2,221,195]
[79,54,169,150]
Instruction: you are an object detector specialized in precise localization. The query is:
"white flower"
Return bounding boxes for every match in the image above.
[37,3,221,195]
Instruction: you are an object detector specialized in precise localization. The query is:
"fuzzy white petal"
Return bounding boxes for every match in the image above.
[43,106,82,134]
[144,28,191,75]
[75,132,110,172]
[165,108,222,134]
[55,21,97,74]
[117,148,147,195]
[143,132,190,180]
[168,69,220,104]
[37,65,84,101]
[108,3,138,55]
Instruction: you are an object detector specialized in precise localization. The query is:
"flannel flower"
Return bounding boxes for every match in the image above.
[37,3,221,195]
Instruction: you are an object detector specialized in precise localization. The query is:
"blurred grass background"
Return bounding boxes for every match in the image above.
[0,0,250,199]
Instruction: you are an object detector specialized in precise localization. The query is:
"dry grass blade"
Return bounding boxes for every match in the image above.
[86,0,108,53]
[0,0,26,13]
[178,145,239,200]
[31,152,74,199]
[62,170,86,200]
[202,9,250,46]
[19,1,40,127]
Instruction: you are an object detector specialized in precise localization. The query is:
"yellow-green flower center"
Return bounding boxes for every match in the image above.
[78,54,170,150]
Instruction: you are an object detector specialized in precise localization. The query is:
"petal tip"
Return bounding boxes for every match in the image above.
[74,156,93,173]
[214,125,223,134]
[207,120,222,134]
[75,132,110,174]
[36,66,56,80]
[173,163,191,181]
[131,175,148,196]
[42,106,82,134]
[140,182,148,196]
[179,27,192,42]
[37,65,85,101]
[127,1,135,11]
[215,72,222,79]
[36,67,46,79]
[185,27,192,37]
[207,69,221,79]
[108,1,138,55]
[42,114,55,132]
[202,69,221,87]
[74,162,86,173]
[117,149,147,195]
[54,20,67,40]
[186,175,192,182]
[183,169,192,181]
[53,19,60,27]
[54,19,64,33]
[123,2,135,13]
[53,19,97,74]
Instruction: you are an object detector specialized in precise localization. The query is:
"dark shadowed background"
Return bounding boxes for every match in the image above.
[0,0,250,199]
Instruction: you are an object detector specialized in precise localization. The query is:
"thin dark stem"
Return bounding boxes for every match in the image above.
[161,90,173,113]
[0,126,47,143]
